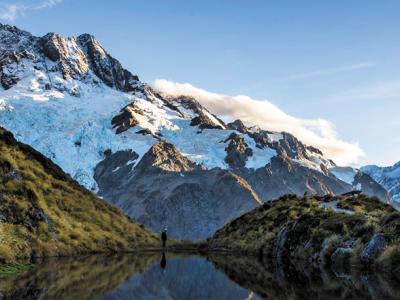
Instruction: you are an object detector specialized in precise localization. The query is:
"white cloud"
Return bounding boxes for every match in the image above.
[0,0,62,21]
[153,79,366,166]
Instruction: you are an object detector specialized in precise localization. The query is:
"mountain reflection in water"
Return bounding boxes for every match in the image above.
[0,252,399,300]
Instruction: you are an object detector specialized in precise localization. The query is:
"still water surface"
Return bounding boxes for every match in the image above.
[1,252,400,300]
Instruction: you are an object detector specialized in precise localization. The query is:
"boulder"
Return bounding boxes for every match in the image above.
[330,248,352,276]
[360,233,387,264]
[273,227,287,258]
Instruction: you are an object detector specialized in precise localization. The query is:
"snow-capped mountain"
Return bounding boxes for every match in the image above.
[0,23,396,241]
[361,161,400,202]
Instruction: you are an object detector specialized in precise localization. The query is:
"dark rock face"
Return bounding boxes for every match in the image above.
[224,132,253,169]
[360,162,400,204]
[94,149,139,190]
[163,95,205,116]
[353,172,394,208]
[95,141,260,241]
[77,34,140,92]
[306,145,324,156]
[361,233,387,264]
[268,132,310,160]
[163,94,227,129]
[111,102,143,134]
[226,119,248,133]
[134,141,205,174]
[353,172,397,208]
[233,156,351,202]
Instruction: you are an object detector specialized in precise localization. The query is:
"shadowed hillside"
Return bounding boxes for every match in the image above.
[0,127,189,263]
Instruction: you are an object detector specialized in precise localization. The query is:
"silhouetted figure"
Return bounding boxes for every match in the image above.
[161,229,167,248]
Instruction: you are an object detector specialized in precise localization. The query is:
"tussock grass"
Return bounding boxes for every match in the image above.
[204,192,400,273]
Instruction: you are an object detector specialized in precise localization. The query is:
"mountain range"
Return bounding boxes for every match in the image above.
[361,161,400,202]
[0,23,398,241]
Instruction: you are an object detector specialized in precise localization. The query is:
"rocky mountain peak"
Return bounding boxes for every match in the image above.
[361,161,400,203]
[135,141,206,174]
[0,23,141,94]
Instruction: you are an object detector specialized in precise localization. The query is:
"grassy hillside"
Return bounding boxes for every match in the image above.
[0,127,187,263]
[204,193,400,273]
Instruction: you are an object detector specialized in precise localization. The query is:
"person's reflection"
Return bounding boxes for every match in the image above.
[160,252,166,275]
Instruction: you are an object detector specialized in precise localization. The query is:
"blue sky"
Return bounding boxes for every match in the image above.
[2,0,400,167]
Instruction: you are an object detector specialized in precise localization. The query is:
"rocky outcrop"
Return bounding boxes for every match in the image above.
[361,233,387,264]
[330,248,352,276]
[226,119,248,133]
[224,132,253,169]
[267,132,310,160]
[5,164,21,181]
[162,94,227,129]
[134,141,205,174]
[273,227,287,258]
[0,206,58,242]
[95,141,260,241]
[111,102,144,134]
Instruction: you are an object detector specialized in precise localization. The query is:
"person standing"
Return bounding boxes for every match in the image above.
[161,229,167,248]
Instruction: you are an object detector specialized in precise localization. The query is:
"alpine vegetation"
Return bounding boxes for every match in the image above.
[205,193,400,274]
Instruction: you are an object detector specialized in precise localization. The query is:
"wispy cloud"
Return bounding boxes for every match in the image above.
[0,3,22,21]
[331,79,400,102]
[0,0,62,21]
[241,62,375,94]
[281,63,375,81]
[153,79,366,166]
